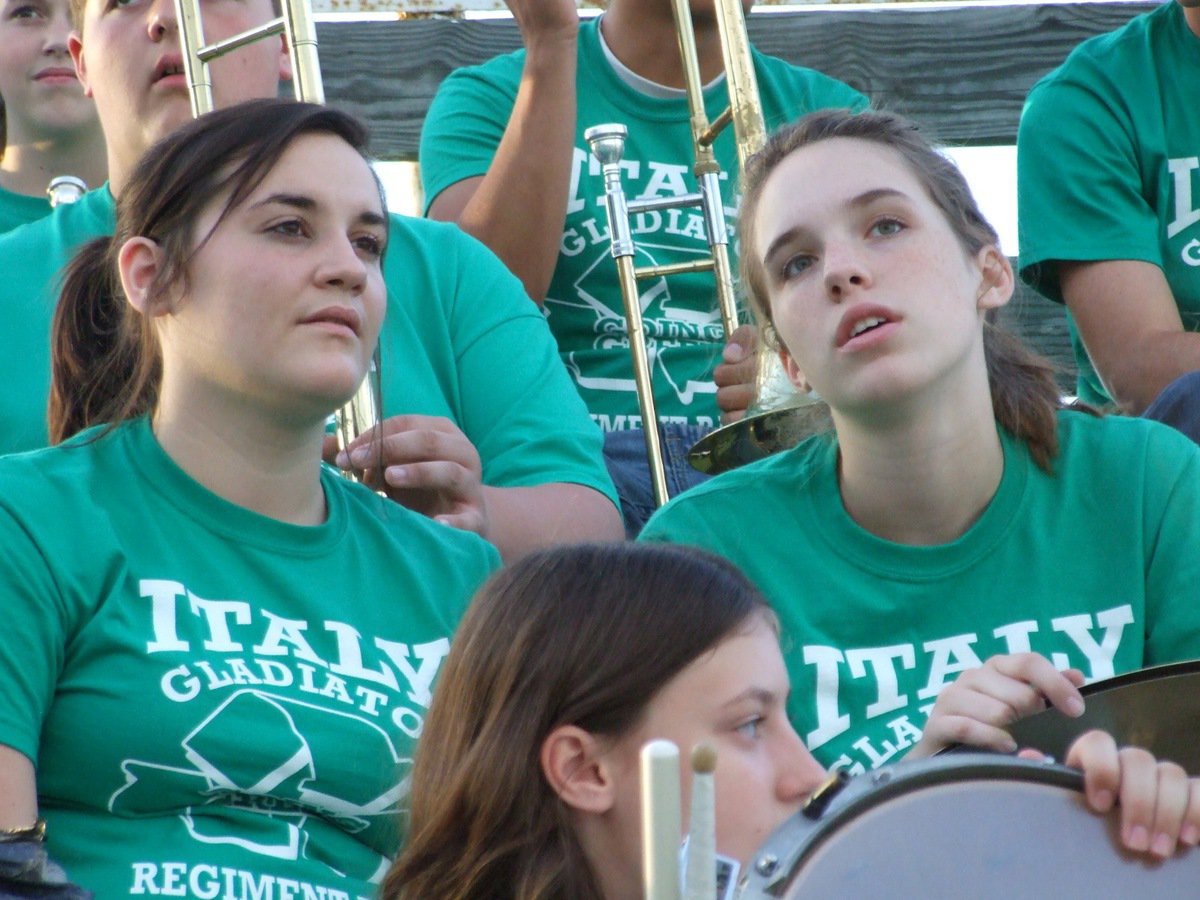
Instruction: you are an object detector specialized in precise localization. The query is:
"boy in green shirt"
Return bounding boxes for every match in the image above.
[1019,0,1200,439]
[421,0,867,532]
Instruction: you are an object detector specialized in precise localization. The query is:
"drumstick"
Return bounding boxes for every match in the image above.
[641,740,683,900]
[685,743,717,900]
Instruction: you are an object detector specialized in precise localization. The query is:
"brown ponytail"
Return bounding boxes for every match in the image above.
[48,236,160,443]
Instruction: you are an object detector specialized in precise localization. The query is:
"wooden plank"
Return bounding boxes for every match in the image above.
[997,276,1078,390]
[315,1,1160,160]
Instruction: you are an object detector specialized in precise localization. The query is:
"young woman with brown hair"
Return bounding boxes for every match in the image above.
[386,542,1200,900]
[641,109,1200,776]
[0,98,498,897]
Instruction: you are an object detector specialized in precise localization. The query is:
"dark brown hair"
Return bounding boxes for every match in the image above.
[738,108,1081,471]
[49,98,381,443]
[384,542,773,900]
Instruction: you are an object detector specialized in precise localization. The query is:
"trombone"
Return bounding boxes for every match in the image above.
[586,0,798,507]
[173,0,382,465]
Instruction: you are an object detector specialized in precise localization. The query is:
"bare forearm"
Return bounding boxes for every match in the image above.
[482,483,623,562]
[1061,259,1194,413]
[433,34,578,304]
[0,745,37,828]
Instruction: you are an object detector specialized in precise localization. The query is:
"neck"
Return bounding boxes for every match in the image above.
[153,381,330,526]
[1186,3,1200,38]
[603,0,729,87]
[0,126,108,197]
[832,365,1004,546]
[575,817,641,900]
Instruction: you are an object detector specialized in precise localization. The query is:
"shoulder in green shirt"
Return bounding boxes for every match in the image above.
[0,183,52,234]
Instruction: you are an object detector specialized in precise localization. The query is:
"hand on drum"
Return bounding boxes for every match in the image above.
[911,652,1086,756]
[334,415,490,539]
[714,324,759,425]
[1051,729,1200,859]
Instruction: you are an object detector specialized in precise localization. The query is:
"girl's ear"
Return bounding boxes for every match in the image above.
[541,725,618,814]
[780,347,811,394]
[974,246,1015,312]
[118,237,171,318]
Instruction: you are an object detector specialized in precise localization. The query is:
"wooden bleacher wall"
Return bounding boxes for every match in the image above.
[315,0,1163,388]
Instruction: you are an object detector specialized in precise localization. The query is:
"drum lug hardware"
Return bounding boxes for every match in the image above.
[802,768,851,820]
[754,853,779,877]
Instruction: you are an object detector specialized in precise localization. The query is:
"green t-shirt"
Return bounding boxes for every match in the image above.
[641,411,1200,773]
[420,16,868,430]
[0,182,52,234]
[1017,2,1200,406]
[0,417,499,896]
[0,191,616,509]
[0,184,112,453]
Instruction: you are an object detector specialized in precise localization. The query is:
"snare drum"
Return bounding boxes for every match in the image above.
[737,753,1197,899]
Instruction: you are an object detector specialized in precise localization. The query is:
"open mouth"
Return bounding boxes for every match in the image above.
[836,306,900,349]
[849,316,888,339]
[153,58,186,83]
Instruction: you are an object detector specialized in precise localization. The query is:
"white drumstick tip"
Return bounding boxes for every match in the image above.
[642,740,683,900]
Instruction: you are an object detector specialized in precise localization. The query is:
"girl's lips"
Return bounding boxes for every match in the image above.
[34,68,79,85]
[300,306,362,337]
[839,319,900,352]
[835,304,902,349]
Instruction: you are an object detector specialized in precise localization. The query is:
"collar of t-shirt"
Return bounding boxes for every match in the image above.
[595,13,726,99]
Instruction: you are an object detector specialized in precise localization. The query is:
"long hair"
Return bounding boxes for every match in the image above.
[48,98,381,443]
[738,108,1081,471]
[384,542,773,900]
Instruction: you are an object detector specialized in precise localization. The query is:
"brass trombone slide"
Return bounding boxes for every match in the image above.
[585,0,766,507]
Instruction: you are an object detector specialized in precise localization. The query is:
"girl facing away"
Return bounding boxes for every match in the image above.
[0,99,498,897]
[386,542,1199,900]
[639,109,1200,776]
[0,0,104,232]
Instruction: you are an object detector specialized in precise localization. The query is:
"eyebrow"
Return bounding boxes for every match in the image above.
[249,192,388,228]
[719,687,778,709]
[761,187,911,273]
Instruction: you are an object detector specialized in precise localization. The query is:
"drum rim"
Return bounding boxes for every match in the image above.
[746,753,1084,894]
[1075,658,1200,698]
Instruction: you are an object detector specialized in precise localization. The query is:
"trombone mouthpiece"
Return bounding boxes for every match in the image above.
[584,124,629,166]
[46,176,87,207]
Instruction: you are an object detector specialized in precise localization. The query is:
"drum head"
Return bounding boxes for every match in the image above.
[998,660,1200,772]
[737,754,1198,899]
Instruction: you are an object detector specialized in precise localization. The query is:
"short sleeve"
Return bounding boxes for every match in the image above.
[0,503,69,763]
[1017,67,1161,303]
[455,236,615,501]
[418,56,522,212]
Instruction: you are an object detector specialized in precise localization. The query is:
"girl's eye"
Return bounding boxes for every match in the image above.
[780,254,814,281]
[736,717,764,740]
[10,4,45,19]
[353,234,384,259]
[269,219,307,238]
[870,217,905,238]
